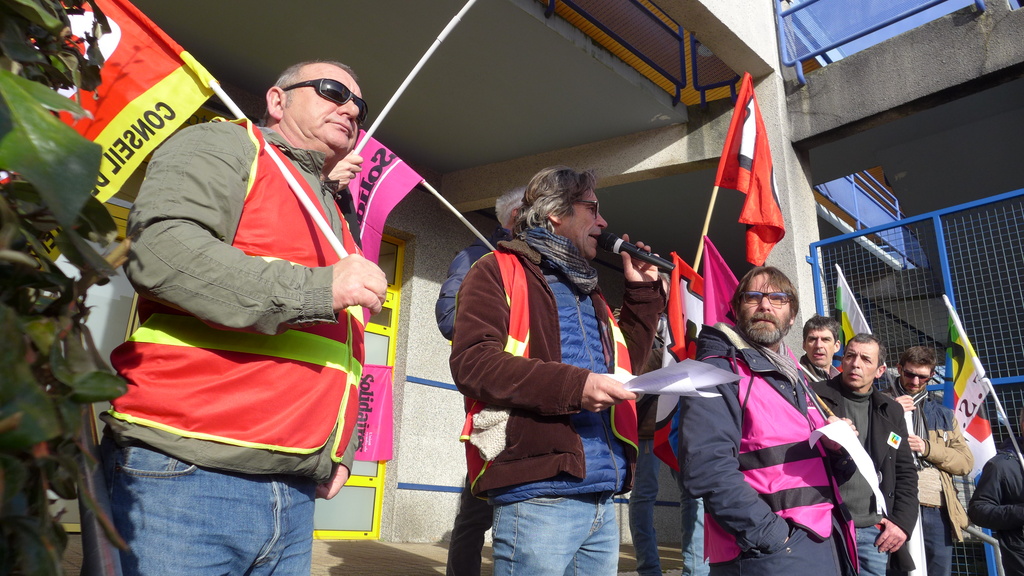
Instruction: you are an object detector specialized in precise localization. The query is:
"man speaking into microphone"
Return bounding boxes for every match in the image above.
[450,165,666,575]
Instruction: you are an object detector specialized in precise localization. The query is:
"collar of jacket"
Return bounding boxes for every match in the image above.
[261,127,326,180]
[708,323,787,375]
[497,238,543,266]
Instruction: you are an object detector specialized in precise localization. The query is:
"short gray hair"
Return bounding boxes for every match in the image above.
[274,60,358,88]
[495,187,525,229]
[513,166,596,236]
[263,60,358,123]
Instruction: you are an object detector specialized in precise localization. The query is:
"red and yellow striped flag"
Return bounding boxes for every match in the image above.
[63,0,215,202]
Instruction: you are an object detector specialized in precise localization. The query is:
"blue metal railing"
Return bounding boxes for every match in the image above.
[544,0,687,103]
[540,0,738,105]
[775,0,986,84]
[689,34,739,106]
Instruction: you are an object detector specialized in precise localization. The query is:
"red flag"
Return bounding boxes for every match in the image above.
[349,131,423,265]
[701,236,738,326]
[651,253,705,471]
[714,72,785,266]
[62,0,216,202]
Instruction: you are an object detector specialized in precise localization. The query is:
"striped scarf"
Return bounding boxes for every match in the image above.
[523,227,598,294]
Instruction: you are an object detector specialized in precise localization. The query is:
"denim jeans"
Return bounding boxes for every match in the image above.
[629,439,667,576]
[856,524,890,576]
[101,438,317,576]
[679,488,708,576]
[629,439,708,576]
[491,491,619,576]
[889,506,952,576]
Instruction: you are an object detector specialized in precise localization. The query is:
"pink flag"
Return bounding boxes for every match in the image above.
[350,132,423,264]
[355,364,394,462]
[702,236,738,326]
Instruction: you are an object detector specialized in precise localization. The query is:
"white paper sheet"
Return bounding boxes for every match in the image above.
[809,421,887,515]
[904,411,928,576]
[613,359,736,397]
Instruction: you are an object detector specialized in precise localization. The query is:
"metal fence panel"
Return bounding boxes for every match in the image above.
[811,189,1024,576]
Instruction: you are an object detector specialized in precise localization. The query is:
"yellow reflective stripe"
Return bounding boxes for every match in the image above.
[241,119,260,197]
[503,335,529,356]
[129,313,359,373]
[328,357,361,463]
[610,404,639,452]
[106,409,328,454]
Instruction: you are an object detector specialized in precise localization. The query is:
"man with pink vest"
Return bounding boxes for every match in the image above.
[676,266,858,576]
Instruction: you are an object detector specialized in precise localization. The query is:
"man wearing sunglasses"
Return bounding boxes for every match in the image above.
[677,266,858,576]
[102,60,387,576]
[887,346,973,576]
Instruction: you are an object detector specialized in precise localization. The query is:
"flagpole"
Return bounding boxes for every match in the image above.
[693,186,720,271]
[943,294,1024,471]
[354,0,480,155]
[420,180,494,250]
[208,81,350,260]
[345,0,491,247]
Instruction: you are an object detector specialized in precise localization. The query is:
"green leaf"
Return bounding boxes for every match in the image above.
[0,65,89,118]
[0,309,61,450]
[7,517,62,576]
[42,451,79,500]
[0,68,101,230]
[0,0,65,36]
[75,195,118,244]
[21,317,57,359]
[52,224,115,278]
[0,453,28,503]
[69,371,125,403]
[0,10,48,64]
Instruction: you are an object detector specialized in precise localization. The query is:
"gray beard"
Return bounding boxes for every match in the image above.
[741,316,791,347]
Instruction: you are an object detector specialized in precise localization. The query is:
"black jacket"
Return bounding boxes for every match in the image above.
[812,376,919,572]
[969,445,1024,576]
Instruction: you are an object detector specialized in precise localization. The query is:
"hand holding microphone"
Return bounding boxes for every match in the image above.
[597,232,674,272]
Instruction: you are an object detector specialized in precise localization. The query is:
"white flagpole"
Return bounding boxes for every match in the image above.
[943,294,1024,471]
[208,81,349,260]
[354,0,480,155]
[420,180,494,250]
[346,0,492,247]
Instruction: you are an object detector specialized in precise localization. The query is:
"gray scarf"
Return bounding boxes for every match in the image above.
[523,227,599,294]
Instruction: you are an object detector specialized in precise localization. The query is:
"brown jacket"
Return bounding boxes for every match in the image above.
[449,239,664,495]
[921,419,973,541]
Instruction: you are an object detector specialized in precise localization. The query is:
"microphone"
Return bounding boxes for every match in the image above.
[597,232,675,272]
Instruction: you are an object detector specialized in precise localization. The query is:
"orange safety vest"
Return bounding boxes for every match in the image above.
[460,251,638,493]
[109,120,364,461]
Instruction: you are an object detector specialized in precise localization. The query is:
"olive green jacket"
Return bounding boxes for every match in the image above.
[104,121,357,482]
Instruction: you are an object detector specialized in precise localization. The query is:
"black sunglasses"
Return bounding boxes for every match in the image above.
[283,78,368,124]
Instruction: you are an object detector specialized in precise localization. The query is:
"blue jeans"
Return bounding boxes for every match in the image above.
[629,439,709,576]
[856,524,889,576]
[101,438,317,576]
[491,491,619,576]
[680,490,708,576]
[888,506,952,576]
[629,439,667,576]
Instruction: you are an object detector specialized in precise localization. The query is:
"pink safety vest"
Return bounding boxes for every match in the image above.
[703,353,857,568]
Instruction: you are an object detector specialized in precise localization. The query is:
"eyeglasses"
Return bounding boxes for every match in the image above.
[740,291,791,308]
[282,78,368,124]
[575,199,599,218]
[902,369,932,381]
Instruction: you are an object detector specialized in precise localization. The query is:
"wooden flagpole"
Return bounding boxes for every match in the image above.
[693,185,720,272]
